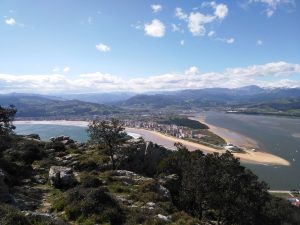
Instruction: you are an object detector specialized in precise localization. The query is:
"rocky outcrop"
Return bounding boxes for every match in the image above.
[48,166,76,188]
[113,170,171,200]
[113,170,153,185]
[50,136,75,145]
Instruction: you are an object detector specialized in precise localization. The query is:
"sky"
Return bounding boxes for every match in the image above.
[0,0,300,93]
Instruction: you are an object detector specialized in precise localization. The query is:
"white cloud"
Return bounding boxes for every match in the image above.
[52,67,60,73]
[96,43,111,52]
[175,3,229,37]
[151,4,162,13]
[214,3,228,19]
[218,37,235,44]
[208,30,215,37]
[188,12,215,36]
[5,17,16,26]
[257,39,263,45]
[247,0,295,17]
[185,66,199,75]
[131,21,143,30]
[171,23,184,33]
[175,8,188,20]
[180,40,185,46]
[144,19,165,38]
[171,23,179,32]
[1,62,299,93]
[226,38,235,44]
[63,67,70,73]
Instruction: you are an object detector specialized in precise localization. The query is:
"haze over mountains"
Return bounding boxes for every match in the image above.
[1,86,300,118]
[121,85,300,108]
[0,93,123,118]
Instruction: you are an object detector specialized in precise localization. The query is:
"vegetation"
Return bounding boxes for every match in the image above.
[87,118,127,169]
[160,117,209,129]
[0,105,17,153]
[1,108,300,225]
[159,143,300,225]
[232,99,300,117]
[56,186,124,224]
[0,95,123,119]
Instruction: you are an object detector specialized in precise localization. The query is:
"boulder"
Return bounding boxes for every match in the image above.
[49,166,76,188]
[156,214,171,222]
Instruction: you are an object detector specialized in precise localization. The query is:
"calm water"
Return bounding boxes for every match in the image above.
[15,113,300,189]
[203,112,300,190]
[16,124,89,142]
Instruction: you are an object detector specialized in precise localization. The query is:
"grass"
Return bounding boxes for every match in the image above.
[270,192,292,199]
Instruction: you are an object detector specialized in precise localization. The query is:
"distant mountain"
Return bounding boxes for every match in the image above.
[2,86,300,118]
[0,94,124,118]
[237,98,300,117]
[60,92,135,104]
[122,86,300,109]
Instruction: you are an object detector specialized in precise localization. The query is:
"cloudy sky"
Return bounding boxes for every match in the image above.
[0,0,299,93]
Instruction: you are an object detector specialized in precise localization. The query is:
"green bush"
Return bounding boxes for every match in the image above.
[60,186,125,224]
[80,173,102,188]
[3,140,44,165]
[0,203,30,225]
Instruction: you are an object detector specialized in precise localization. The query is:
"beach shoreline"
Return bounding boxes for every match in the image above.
[194,116,259,149]
[15,120,290,166]
[126,127,290,166]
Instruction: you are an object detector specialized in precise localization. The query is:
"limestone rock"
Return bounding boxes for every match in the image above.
[49,166,76,188]
[113,170,153,185]
[156,214,171,222]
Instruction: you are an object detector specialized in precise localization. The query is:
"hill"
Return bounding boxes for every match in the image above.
[121,86,300,112]
[60,92,135,104]
[0,94,124,119]
[232,98,300,117]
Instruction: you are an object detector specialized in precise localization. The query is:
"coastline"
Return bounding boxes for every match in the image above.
[126,127,290,166]
[195,116,259,148]
[15,120,290,166]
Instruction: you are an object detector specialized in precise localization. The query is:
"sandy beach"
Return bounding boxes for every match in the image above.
[15,120,290,166]
[195,116,259,148]
[126,127,290,166]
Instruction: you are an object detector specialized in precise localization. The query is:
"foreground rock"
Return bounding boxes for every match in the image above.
[49,166,76,188]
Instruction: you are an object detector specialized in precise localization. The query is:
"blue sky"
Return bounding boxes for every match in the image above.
[0,0,299,93]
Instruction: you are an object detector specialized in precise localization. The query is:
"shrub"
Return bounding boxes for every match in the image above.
[60,186,125,224]
[0,203,30,225]
[45,141,65,152]
[80,173,102,188]
[4,140,44,165]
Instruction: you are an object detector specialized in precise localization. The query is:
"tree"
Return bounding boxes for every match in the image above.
[87,118,127,169]
[0,105,17,153]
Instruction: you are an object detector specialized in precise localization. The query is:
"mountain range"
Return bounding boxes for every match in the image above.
[1,86,300,118]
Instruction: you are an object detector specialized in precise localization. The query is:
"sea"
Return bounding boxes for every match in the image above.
[15,112,300,190]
